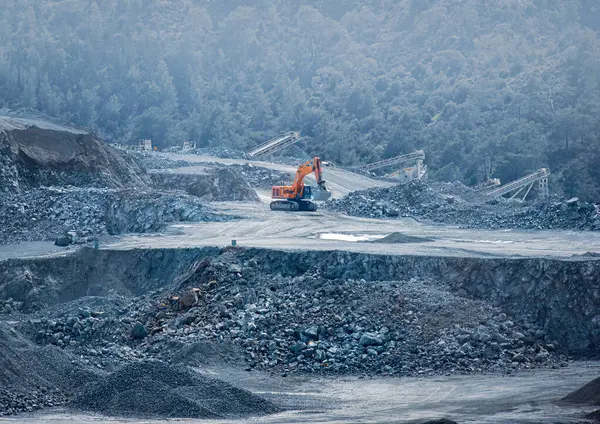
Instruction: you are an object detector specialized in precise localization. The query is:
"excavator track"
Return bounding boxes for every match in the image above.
[270,200,317,212]
[270,200,299,211]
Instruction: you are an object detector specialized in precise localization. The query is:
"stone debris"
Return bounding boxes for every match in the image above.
[0,187,232,244]
[25,251,566,379]
[129,151,193,170]
[224,164,291,190]
[326,180,600,231]
[0,323,95,416]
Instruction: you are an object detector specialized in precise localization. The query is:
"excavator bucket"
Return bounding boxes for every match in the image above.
[313,185,332,201]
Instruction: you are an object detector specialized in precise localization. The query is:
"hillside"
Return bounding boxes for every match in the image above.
[0,1,599,199]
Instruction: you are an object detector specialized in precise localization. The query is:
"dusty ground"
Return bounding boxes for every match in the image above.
[2,362,598,423]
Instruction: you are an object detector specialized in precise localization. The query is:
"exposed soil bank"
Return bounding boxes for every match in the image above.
[1,247,599,356]
[0,116,148,192]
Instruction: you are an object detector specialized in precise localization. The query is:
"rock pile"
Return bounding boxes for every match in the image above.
[178,146,248,159]
[105,189,231,234]
[0,324,90,416]
[30,309,110,349]
[130,151,193,170]
[1,319,278,418]
[0,298,24,315]
[0,187,231,244]
[225,164,291,189]
[36,251,564,378]
[326,180,600,231]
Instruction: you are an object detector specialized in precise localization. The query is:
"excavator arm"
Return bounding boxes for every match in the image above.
[290,157,325,196]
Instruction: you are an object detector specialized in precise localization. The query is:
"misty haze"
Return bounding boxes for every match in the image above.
[1,1,600,423]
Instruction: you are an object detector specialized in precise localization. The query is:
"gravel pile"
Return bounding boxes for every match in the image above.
[562,376,600,405]
[325,180,600,231]
[586,409,600,421]
[0,385,65,417]
[105,190,231,234]
[39,251,564,377]
[0,323,96,416]
[0,187,231,244]
[72,360,279,418]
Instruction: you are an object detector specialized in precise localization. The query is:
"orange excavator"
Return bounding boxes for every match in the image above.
[270,157,331,211]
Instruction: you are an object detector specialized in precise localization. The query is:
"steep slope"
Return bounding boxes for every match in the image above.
[0,116,149,193]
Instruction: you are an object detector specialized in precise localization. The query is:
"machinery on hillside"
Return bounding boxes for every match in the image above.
[360,150,427,181]
[270,157,331,211]
[138,139,153,151]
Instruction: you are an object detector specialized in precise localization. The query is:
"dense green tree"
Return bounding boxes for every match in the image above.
[0,0,599,199]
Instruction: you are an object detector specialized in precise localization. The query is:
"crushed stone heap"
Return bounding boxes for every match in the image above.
[72,360,280,419]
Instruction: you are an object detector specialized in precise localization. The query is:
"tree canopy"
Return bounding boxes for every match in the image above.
[1,0,599,199]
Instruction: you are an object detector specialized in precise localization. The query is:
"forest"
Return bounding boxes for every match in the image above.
[1,0,599,199]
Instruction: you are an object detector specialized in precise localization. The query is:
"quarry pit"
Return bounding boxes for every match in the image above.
[1,118,600,424]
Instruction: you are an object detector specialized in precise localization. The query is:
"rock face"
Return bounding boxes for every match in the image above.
[151,168,260,202]
[2,247,598,359]
[0,116,149,192]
